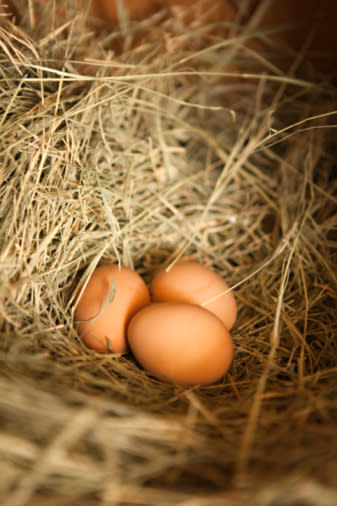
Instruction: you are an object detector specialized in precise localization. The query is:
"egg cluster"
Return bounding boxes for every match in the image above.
[74,261,237,386]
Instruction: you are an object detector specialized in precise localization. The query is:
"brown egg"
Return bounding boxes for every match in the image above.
[128,302,233,385]
[150,261,237,330]
[88,0,160,25]
[0,0,19,21]
[74,264,150,353]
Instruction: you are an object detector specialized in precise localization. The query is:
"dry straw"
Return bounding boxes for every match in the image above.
[0,1,337,505]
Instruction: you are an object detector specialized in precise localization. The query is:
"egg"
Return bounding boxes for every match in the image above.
[128,302,233,385]
[0,0,18,20]
[74,264,150,353]
[88,0,159,26]
[150,261,237,330]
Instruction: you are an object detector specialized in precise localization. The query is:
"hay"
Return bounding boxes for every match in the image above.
[1,1,337,505]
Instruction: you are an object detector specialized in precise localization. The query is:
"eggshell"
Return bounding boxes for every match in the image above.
[150,261,237,330]
[0,0,18,20]
[128,302,233,385]
[74,264,150,353]
[88,0,159,25]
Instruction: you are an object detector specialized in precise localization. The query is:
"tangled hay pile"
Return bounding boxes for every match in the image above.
[1,2,337,505]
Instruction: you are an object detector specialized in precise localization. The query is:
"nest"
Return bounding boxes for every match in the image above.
[1,1,337,505]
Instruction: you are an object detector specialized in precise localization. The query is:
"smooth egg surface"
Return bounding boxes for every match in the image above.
[75,264,150,353]
[88,0,159,25]
[150,261,237,330]
[128,302,234,385]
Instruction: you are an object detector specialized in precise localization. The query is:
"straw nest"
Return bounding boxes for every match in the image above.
[1,2,337,505]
